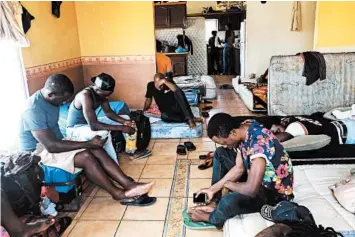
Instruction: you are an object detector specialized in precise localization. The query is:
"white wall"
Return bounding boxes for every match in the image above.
[246,1,316,76]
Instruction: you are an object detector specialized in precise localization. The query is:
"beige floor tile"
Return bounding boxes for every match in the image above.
[115,221,164,237]
[155,138,181,143]
[139,178,173,197]
[119,164,145,179]
[177,154,188,160]
[61,220,78,237]
[148,139,156,150]
[147,155,177,165]
[95,188,111,197]
[68,220,119,237]
[81,197,126,220]
[119,154,148,165]
[190,165,213,179]
[194,142,216,152]
[141,164,175,179]
[185,228,223,237]
[153,142,179,155]
[188,179,212,198]
[123,198,169,220]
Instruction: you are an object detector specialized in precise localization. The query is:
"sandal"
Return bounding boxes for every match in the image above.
[182,210,216,230]
[120,194,157,206]
[199,152,213,160]
[177,145,187,155]
[198,154,213,170]
[202,106,213,111]
[201,111,209,118]
[184,142,196,152]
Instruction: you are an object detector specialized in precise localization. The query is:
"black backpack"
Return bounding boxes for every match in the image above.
[1,152,44,217]
[130,111,151,151]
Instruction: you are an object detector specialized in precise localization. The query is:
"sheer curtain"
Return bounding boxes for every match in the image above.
[0,41,28,151]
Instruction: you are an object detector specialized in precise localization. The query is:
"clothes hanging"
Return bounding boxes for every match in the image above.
[297,51,326,86]
[52,1,62,18]
[291,1,301,31]
[21,5,35,34]
[177,34,193,55]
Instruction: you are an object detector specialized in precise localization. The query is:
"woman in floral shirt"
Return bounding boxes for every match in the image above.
[188,113,294,229]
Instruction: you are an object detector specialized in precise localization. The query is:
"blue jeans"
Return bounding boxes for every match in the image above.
[209,147,285,229]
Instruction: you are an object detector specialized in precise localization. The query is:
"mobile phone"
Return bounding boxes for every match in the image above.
[193,193,207,204]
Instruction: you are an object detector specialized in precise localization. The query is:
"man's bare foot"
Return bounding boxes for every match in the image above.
[189,205,215,213]
[188,119,197,129]
[124,181,155,198]
[23,219,55,237]
[188,209,211,222]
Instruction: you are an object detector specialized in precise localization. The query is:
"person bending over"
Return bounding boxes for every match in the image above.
[143,73,202,128]
[270,115,355,145]
[19,74,154,203]
[66,73,151,163]
[189,113,294,229]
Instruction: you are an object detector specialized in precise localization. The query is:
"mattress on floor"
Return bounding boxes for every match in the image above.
[232,80,267,112]
[268,52,355,116]
[200,75,217,99]
[148,107,203,139]
[173,75,206,96]
[224,164,355,237]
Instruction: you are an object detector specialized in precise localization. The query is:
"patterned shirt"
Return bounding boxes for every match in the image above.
[239,120,294,197]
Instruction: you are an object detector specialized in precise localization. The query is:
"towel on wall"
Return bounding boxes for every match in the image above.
[298,51,326,86]
[291,1,301,31]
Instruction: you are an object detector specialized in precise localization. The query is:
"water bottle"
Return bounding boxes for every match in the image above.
[125,131,137,154]
[40,196,58,217]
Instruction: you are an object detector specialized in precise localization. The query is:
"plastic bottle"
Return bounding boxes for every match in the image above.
[125,131,137,154]
[40,196,58,217]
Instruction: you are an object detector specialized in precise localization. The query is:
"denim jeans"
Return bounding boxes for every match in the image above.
[209,147,285,229]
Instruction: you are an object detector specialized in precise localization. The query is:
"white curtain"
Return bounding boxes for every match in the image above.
[0,1,29,46]
[0,41,28,151]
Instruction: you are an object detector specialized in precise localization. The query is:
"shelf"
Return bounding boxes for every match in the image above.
[187,11,243,18]
[154,2,186,6]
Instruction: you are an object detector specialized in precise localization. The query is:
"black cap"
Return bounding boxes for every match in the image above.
[91,73,115,91]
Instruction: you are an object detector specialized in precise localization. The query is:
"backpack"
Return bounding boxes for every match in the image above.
[111,130,126,153]
[1,152,44,217]
[130,111,151,151]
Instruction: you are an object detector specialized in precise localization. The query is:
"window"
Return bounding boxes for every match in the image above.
[205,19,218,43]
[0,41,28,151]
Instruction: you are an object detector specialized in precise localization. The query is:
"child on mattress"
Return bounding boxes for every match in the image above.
[270,115,355,145]
[143,73,202,128]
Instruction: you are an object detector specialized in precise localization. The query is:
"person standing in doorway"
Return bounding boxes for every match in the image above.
[223,23,235,75]
[208,31,222,74]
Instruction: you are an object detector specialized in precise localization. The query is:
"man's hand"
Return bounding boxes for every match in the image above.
[195,188,215,203]
[88,135,107,148]
[121,125,136,135]
[124,120,135,127]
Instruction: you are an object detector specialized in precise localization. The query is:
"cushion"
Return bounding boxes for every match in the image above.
[329,173,355,213]
[281,135,331,152]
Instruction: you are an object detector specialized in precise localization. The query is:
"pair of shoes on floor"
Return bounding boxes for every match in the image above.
[198,152,214,170]
[177,142,196,155]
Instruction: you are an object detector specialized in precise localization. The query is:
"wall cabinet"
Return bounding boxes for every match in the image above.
[165,53,188,76]
[155,3,187,29]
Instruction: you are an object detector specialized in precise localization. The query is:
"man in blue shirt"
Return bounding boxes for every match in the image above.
[19,74,155,205]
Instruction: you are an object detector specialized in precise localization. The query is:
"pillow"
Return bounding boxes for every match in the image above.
[281,135,331,152]
[329,173,355,213]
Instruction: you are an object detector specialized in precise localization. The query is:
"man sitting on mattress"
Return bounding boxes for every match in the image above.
[188,113,294,229]
[143,73,202,128]
[66,73,151,162]
[19,74,155,206]
[270,115,355,145]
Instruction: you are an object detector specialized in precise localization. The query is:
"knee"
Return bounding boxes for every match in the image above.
[80,150,98,165]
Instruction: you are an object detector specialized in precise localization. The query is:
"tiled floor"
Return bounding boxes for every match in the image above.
[63,76,257,237]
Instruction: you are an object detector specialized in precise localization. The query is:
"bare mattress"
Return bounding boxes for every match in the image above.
[224,164,355,237]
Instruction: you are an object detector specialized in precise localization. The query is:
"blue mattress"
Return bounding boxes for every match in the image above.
[148,107,203,139]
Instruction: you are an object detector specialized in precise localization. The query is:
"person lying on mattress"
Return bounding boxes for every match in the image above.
[188,113,294,229]
[143,73,202,128]
[19,74,155,206]
[270,116,355,145]
[66,73,152,162]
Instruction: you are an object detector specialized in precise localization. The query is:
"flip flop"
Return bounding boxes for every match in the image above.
[132,149,152,160]
[184,141,196,152]
[198,156,213,170]
[199,152,213,160]
[120,194,157,206]
[201,111,209,118]
[177,145,187,155]
[202,106,213,111]
[182,210,216,230]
